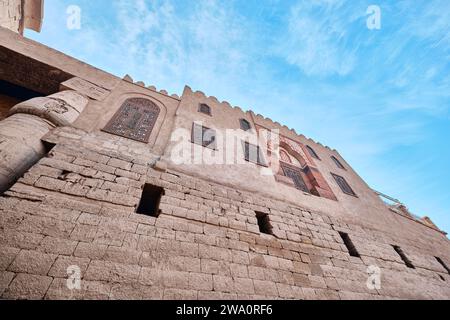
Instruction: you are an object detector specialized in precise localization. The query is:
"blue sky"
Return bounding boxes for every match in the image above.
[27,0,450,234]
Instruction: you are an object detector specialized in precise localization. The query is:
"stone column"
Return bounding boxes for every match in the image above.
[0,90,89,193]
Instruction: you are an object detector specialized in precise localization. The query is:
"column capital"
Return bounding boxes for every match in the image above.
[9,90,89,127]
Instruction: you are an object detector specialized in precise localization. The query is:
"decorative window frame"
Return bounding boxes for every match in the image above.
[280,161,311,194]
[102,97,161,143]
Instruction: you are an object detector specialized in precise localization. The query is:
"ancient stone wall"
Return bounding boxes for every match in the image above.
[0,0,22,33]
[0,25,449,300]
[0,93,19,120]
[1,127,449,300]
[0,0,44,34]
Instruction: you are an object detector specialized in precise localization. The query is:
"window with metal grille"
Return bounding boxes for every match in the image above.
[243,141,266,166]
[331,156,345,169]
[435,257,450,275]
[191,123,217,149]
[239,118,252,131]
[136,184,165,217]
[306,145,320,160]
[339,232,360,257]
[102,98,160,143]
[198,103,212,116]
[281,164,310,193]
[332,173,357,197]
[392,245,415,269]
[255,211,273,235]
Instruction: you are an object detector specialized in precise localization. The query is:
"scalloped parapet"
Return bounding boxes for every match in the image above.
[181,85,334,150]
[121,75,180,100]
[183,86,252,115]
[123,74,133,82]
[249,111,333,151]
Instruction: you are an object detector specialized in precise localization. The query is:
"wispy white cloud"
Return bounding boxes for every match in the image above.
[276,0,363,76]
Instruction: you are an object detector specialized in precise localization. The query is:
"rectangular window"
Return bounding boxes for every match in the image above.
[192,123,217,149]
[392,245,415,269]
[339,232,360,257]
[243,141,266,166]
[255,211,273,235]
[331,173,357,197]
[136,184,165,217]
[435,257,450,275]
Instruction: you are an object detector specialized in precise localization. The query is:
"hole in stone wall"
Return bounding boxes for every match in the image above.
[136,184,165,217]
[438,274,445,281]
[392,245,415,269]
[435,256,450,275]
[58,170,71,180]
[255,211,273,235]
[42,141,56,154]
[338,232,360,258]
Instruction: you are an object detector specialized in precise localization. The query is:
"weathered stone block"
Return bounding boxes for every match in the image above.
[8,250,56,275]
[213,275,234,292]
[48,256,90,278]
[3,273,53,299]
[234,277,254,294]
[39,236,78,255]
[104,246,142,265]
[0,271,15,296]
[0,246,20,271]
[253,280,278,296]
[74,242,107,260]
[163,288,197,300]
[188,273,213,291]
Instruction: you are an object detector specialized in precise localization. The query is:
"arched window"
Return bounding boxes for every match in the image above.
[239,118,251,131]
[103,98,160,143]
[331,156,345,170]
[306,145,320,160]
[278,147,310,193]
[281,164,309,193]
[198,103,211,116]
[332,173,356,196]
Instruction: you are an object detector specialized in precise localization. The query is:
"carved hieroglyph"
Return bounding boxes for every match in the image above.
[61,77,110,101]
[0,0,44,34]
[0,90,88,192]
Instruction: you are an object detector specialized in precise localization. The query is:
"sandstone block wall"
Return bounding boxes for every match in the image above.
[1,127,449,300]
[0,0,21,33]
[0,93,19,120]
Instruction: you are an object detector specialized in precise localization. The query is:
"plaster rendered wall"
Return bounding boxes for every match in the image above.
[162,86,446,245]
[72,80,181,158]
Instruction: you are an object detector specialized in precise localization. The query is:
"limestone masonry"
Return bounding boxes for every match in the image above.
[0,2,449,300]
